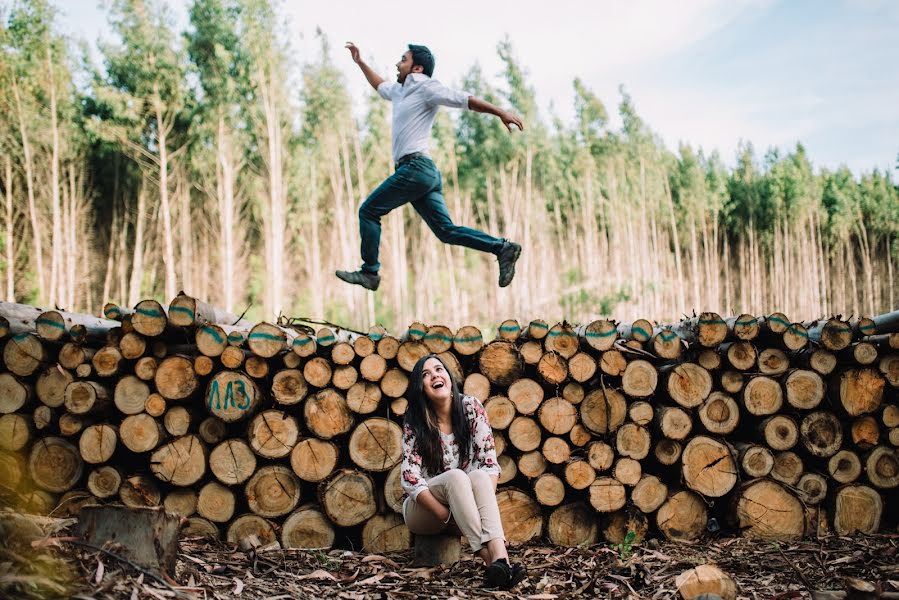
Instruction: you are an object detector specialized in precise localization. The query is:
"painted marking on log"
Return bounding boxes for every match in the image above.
[227,332,245,344]
[734,318,756,326]
[659,331,678,342]
[36,317,65,330]
[859,322,875,333]
[408,329,426,337]
[293,337,313,346]
[585,329,616,338]
[169,306,195,320]
[207,379,251,411]
[767,315,790,328]
[424,333,453,343]
[369,332,384,341]
[12,333,30,342]
[104,306,122,319]
[631,326,650,339]
[529,321,549,330]
[318,334,335,344]
[548,330,575,337]
[787,324,809,338]
[249,332,284,342]
[499,324,520,333]
[200,326,224,344]
[454,335,483,344]
[699,318,726,326]
[825,324,852,334]
[136,307,163,318]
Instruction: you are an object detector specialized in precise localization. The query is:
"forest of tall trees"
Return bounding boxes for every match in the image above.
[1,0,896,333]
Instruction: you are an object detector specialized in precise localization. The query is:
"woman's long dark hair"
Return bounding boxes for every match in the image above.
[404,354,472,475]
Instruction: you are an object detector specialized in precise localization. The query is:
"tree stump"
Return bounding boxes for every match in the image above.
[77,505,181,575]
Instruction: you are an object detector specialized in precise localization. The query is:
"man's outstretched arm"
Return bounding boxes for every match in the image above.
[345,42,385,91]
[468,96,524,132]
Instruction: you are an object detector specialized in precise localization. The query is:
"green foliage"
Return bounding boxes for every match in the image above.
[615,529,637,559]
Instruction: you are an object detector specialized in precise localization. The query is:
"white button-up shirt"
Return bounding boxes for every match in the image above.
[377,73,471,164]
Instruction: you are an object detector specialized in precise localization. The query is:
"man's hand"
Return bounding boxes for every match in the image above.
[345,42,362,64]
[501,110,524,132]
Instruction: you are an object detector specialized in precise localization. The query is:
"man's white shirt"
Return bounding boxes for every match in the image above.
[377,73,471,164]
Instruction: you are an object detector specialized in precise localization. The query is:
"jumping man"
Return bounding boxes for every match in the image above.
[337,42,524,291]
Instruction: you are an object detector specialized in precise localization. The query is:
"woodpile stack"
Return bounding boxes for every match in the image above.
[1,299,897,553]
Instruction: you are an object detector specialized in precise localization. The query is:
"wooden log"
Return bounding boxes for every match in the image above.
[0,372,31,413]
[586,441,614,472]
[724,341,757,371]
[729,313,760,341]
[698,392,739,435]
[832,484,882,535]
[497,454,517,484]
[562,382,585,405]
[32,405,55,432]
[330,341,355,365]
[77,505,181,575]
[847,341,879,366]
[120,413,164,453]
[538,396,578,435]
[760,415,799,451]
[588,476,626,512]
[130,300,167,337]
[150,435,207,486]
[781,321,809,351]
[577,319,618,352]
[29,437,83,493]
[533,472,566,506]
[380,368,409,399]
[58,342,94,370]
[675,564,737,600]
[282,505,335,549]
[543,436,571,464]
[547,502,598,547]
[567,351,597,383]
[346,381,382,414]
[319,469,377,527]
[651,327,683,359]
[603,507,649,545]
[134,356,158,381]
[33,367,69,412]
[245,355,269,379]
[282,352,301,369]
[209,439,257,485]
[796,472,828,506]
[452,325,483,356]
[245,464,301,518]
[801,411,843,457]
[168,293,252,328]
[144,392,166,417]
[544,322,579,359]
[742,376,783,416]
[883,404,899,428]
[828,449,862,484]
[518,449,547,478]
[205,371,261,422]
[462,372,490,402]
[837,368,885,416]
[654,439,683,466]
[519,340,543,365]
[303,356,332,388]
[360,353,387,382]
[666,362,712,408]
[622,359,658,398]
[806,348,838,375]
[247,409,300,459]
[632,475,668,513]
[117,332,145,360]
[349,417,403,471]
[3,333,47,376]
[720,370,744,394]
[291,331,317,357]
[383,463,405,512]
[616,423,651,460]
[226,514,277,547]
[697,348,721,371]
[580,387,627,435]
[197,481,236,523]
[864,446,898,488]
[0,413,32,451]
[628,401,654,426]
[771,451,804,486]
[220,345,245,369]
[497,319,521,341]
[508,416,542,452]
[656,490,706,541]
[534,352,566,387]
[599,349,627,376]
[497,488,543,545]
[376,335,400,360]
[758,348,789,375]
[806,317,852,351]
[154,356,199,401]
[423,324,453,354]
[613,457,642,486]
[413,534,462,566]
[193,355,214,376]
[479,341,523,386]
[65,381,109,415]
[0,450,26,490]
[783,369,825,410]
[195,324,228,357]
[735,443,774,478]
[563,459,596,490]
[59,412,87,437]
[483,397,514,433]
[112,375,150,415]
[247,322,293,358]
[87,465,122,499]
[33,309,118,342]
[850,415,879,449]
[656,406,693,440]
[396,340,428,372]
[880,354,899,387]
[163,488,198,517]
[304,389,353,439]
[682,436,737,497]
[617,318,653,343]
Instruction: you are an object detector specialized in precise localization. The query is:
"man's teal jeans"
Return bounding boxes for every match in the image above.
[358,155,503,274]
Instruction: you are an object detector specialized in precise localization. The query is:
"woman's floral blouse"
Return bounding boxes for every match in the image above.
[401,394,501,500]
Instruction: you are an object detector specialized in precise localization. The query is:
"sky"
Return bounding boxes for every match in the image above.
[58,0,899,174]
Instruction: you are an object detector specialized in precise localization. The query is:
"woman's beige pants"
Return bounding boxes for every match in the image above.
[402,468,506,552]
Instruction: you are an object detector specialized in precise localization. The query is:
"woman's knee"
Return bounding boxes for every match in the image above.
[467,469,491,487]
[444,468,469,486]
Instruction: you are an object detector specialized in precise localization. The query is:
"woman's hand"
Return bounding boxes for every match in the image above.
[436,505,451,523]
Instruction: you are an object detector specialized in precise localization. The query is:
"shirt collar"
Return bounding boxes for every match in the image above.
[403,72,430,86]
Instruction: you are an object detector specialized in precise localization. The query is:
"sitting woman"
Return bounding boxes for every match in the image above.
[401,354,527,590]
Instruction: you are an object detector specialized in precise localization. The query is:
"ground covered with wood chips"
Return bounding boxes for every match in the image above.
[6,530,899,600]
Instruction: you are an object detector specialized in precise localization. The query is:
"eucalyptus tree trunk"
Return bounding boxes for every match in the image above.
[152,85,178,303]
[12,77,44,303]
[48,45,63,308]
[128,181,148,306]
[4,156,14,301]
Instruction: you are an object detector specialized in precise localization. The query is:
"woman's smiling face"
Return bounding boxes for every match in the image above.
[421,357,451,403]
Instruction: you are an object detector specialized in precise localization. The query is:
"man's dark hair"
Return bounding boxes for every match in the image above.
[408,44,435,77]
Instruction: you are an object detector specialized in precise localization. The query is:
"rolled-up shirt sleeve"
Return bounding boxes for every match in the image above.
[424,80,471,110]
[401,422,429,500]
[467,396,501,476]
[377,81,398,101]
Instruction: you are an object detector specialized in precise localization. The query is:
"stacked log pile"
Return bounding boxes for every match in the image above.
[1,298,897,553]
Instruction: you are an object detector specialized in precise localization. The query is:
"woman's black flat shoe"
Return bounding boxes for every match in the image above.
[484,559,512,588]
[507,563,528,589]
